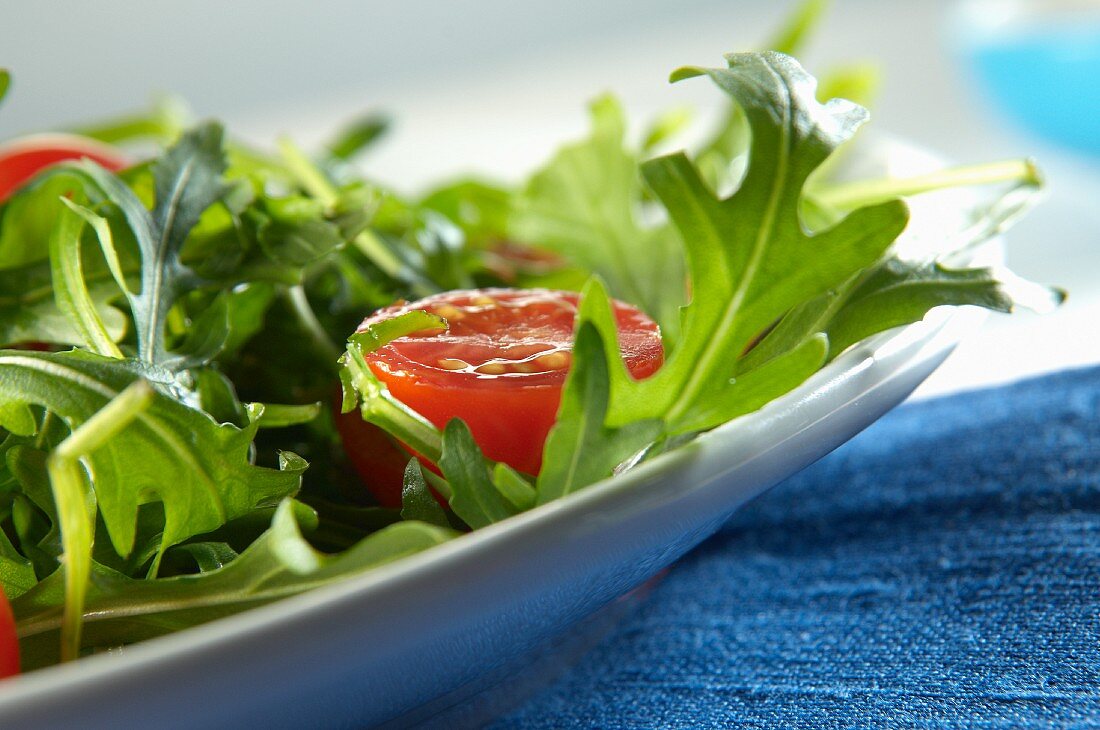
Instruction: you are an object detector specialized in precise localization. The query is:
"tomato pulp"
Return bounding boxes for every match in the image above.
[0,588,18,678]
[338,288,663,507]
[0,134,128,202]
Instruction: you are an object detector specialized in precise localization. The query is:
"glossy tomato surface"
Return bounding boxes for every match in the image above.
[0,588,18,678]
[0,133,128,202]
[338,288,663,507]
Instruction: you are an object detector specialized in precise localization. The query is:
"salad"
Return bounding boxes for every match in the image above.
[0,7,1061,676]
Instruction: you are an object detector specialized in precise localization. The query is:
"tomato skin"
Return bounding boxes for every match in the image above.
[339,288,663,506]
[334,407,419,509]
[0,133,128,202]
[0,587,19,679]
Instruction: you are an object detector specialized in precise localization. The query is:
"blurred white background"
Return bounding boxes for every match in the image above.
[2,0,1098,396]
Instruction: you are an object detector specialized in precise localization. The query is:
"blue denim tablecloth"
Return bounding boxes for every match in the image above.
[495,365,1100,728]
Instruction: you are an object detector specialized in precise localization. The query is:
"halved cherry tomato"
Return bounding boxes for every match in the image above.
[337,288,663,507]
[0,587,19,678]
[0,133,128,202]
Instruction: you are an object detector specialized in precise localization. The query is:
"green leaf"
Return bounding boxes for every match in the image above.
[0,401,35,436]
[419,179,512,248]
[325,112,390,161]
[400,460,450,528]
[616,52,908,435]
[824,259,1064,357]
[0,524,36,600]
[491,463,536,512]
[340,313,448,462]
[62,123,228,366]
[168,541,239,573]
[48,200,126,358]
[509,94,686,341]
[818,62,881,108]
[641,106,695,154]
[253,195,347,272]
[13,500,456,669]
[0,69,9,104]
[0,260,127,348]
[537,292,662,504]
[0,173,96,270]
[251,401,322,429]
[347,309,446,353]
[767,0,830,55]
[438,419,520,529]
[160,293,230,371]
[0,350,303,563]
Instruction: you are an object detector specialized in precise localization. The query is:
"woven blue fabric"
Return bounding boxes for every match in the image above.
[495,365,1100,728]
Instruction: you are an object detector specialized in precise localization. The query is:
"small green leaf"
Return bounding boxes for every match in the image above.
[161,294,231,371]
[325,112,391,161]
[439,419,519,529]
[0,401,36,436]
[400,460,450,528]
[0,527,36,600]
[0,69,10,104]
[252,402,322,429]
[824,260,1064,357]
[537,314,662,505]
[641,105,694,154]
[492,463,536,512]
[168,542,239,573]
[767,0,830,55]
[49,200,126,358]
[348,310,446,353]
[61,123,229,367]
[419,179,512,248]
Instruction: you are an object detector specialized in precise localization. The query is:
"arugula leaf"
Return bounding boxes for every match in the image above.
[768,0,830,56]
[0,350,303,563]
[133,122,227,364]
[827,259,1063,355]
[509,95,686,341]
[0,525,36,600]
[325,112,390,161]
[48,200,127,358]
[0,174,101,271]
[613,52,906,434]
[536,283,662,505]
[0,261,127,348]
[13,500,456,669]
[438,419,521,529]
[420,179,512,249]
[400,460,450,528]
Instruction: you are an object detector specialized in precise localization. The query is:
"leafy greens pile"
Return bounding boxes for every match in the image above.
[0,41,1059,670]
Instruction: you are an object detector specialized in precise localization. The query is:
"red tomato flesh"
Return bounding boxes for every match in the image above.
[0,134,128,203]
[338,288,663,507]
[0,587,18,678]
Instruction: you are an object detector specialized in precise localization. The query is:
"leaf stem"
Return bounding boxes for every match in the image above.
[46,379,155,662]
[812,159,1041,210]
[343,346,443,463]
[284,285,342,365]
[277,137,412,289]
[276,137,339,207]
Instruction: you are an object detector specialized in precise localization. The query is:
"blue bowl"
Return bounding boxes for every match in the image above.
[954,0,1100,156]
